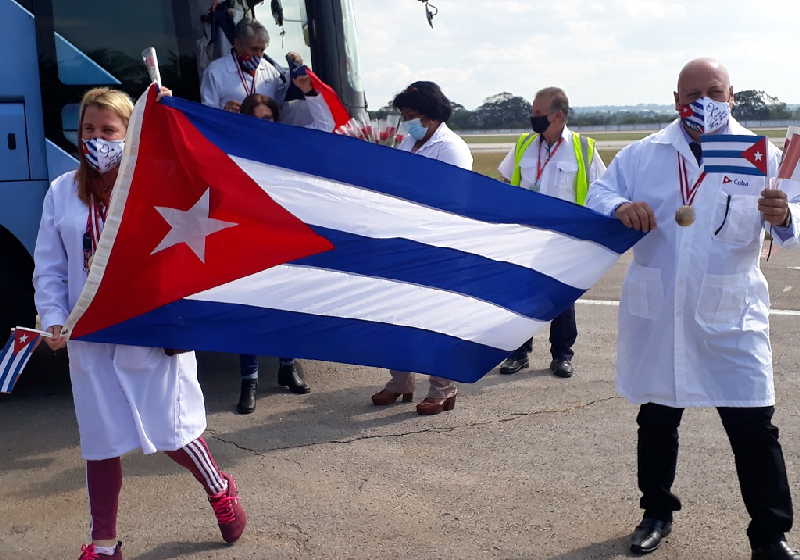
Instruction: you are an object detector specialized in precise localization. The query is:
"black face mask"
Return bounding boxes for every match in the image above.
[530,115,550,134]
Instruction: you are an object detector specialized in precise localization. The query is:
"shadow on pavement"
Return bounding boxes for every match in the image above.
[133,540,229,560]
[542,534,639,559]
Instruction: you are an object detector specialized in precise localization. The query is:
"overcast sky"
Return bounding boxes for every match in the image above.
[351,0,800,110]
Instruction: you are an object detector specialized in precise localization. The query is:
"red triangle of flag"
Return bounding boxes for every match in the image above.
[72,89,333,338]
[742,137,769,175]
[13,328,39,353]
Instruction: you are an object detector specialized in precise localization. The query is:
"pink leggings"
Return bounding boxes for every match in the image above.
[86,436,226,541]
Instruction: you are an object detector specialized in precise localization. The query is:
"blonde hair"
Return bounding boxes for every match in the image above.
[76,87,134,204]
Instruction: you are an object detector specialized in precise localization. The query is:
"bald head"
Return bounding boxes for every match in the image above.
[674,58,733,111]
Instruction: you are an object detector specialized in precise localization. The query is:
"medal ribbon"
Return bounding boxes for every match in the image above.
[678,154,707,206]
[535,137,564,184]
[232,51,256,97]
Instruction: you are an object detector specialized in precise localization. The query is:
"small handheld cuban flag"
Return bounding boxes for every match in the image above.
[0,327,49,393]
[700,135,769,177]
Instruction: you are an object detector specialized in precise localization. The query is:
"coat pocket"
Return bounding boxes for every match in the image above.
[622,261,663,320]
[714,193,762,247]
[695,272,749,332]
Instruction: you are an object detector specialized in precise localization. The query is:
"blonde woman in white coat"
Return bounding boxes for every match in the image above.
[34,88,246,560]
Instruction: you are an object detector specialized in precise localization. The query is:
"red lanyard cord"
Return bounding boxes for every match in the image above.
[536,137,564,183]
[232,51,256,97]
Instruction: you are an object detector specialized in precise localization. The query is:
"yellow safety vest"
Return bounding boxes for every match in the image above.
[509,131,596,206]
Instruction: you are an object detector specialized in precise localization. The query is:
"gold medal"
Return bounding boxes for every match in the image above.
[674,205,695,226]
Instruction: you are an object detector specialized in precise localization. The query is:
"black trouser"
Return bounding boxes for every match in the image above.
[512,304,577,361]
[637,403,793,547]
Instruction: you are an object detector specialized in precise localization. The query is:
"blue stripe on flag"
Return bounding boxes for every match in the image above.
[293,226,582,321]
[0,334,14,388]
[78,300,509,382]
[700,134,759,144]
[702,150,753,159]
[5,340,35,391]
[160,96,642,255]
[703,165,766,176]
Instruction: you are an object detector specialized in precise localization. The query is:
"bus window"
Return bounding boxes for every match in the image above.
[339,0,363,97]
[253,0,311,67]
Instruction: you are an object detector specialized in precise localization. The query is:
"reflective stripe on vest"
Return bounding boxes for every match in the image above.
[510,131,596,206]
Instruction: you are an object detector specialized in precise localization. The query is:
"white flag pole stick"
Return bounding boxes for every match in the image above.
[141,47,162,87]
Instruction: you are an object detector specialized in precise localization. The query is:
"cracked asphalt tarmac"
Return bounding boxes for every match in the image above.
[2,248,800,559]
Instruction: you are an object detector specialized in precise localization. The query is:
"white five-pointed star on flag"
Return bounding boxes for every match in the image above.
[754,151,763,161]
[151,188,238,263]
[19,335,27,343]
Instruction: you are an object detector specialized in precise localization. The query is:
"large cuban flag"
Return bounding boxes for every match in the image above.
[63,87,642,383]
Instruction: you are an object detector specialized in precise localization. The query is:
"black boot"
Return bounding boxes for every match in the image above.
[236,378,257,414]
[278,360,310,394]
[752,541,800,560]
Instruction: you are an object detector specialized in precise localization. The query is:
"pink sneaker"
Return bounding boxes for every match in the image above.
[78,542,123,559]
[208,472,247,543]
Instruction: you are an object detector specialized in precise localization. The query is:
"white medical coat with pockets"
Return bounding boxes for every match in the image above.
[587,118,800,408]
[33,171,206,460]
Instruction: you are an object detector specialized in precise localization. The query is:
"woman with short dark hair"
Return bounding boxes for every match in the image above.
[370,81,472,415]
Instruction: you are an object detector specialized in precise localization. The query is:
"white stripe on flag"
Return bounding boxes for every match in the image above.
[703,157,759,168]
[0,344,15,388]
[701,141,758,153]
[187,264,543,351]
[231,156,619,291]
[0,347,29,393]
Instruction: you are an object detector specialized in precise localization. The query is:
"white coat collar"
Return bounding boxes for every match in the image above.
[422,122,455,146]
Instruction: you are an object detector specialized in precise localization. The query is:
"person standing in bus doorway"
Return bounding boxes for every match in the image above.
[201,19,286,113]
[34,88,247,560]
[496,87,605,379]
[370,81,472,415]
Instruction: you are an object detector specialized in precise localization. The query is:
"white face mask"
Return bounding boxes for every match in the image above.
[82,138,125,173]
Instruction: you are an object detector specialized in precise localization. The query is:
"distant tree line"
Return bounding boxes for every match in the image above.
[370,90,800,130]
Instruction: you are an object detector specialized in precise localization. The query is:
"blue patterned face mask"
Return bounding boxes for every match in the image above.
[82,138,124,173]
[402,118,428,141]
[237,54,260,74]
[679,97,730,134]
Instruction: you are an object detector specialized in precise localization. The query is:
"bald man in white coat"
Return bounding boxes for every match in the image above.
[587,59,800,559]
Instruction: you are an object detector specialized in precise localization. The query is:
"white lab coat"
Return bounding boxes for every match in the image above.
[200,53,334,131]
[33,171,206,460]
[587,118,800,408]
[497,126,606,202]
[397,122,473,169]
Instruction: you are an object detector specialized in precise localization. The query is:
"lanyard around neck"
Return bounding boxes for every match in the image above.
[536,136,564,183]
[678,154,707,206]
[232,51,256,97]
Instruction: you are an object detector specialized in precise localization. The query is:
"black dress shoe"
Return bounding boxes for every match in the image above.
[500,355,529,375]
[630,518,672,554]
[550,359,574,378]
[752,541,800,560]
[236,379,257,414]
[278,361,311,394]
